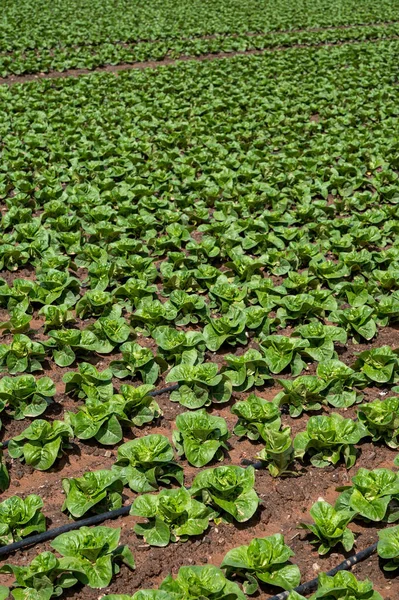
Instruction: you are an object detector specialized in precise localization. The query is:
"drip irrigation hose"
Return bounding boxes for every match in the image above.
[149,383,179,396]
[266,542,378,600]
[0,504,132,558]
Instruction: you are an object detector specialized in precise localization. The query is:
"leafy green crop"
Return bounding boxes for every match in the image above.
[62,470,123,518]
[294,413,368,468]
[335,468,399,522]
[0,335,45,374]
[110,342,166,384]
[260,335,309,376]
[222,349,272,391]
[308,572,382,600]
[0,551,78,600]
[131,487,215,546]
[112,434,183,492]
[50,526,134,588]
[300,500,354,555]
[66,384,160,445]
[221,534,300,593]
[8,420,73,471]
[377,524,399,571]
[354,346,399,384]
[0,495,46,545]
[190,465,259,523]
[166,359,231,409]
[357,396,399,447]
[231,393,281,440]
[256,427,296,477]
[274,376,326,417]
[0,375,55,420]
[173,410,230,467]
[159,565,246,600]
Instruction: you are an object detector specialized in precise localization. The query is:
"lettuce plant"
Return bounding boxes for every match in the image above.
[62,470,124,518]
[274,376,326,417]
[39,303,75,331]
[276,291,336,324]
[110,341,166,384]
[159,565,246,600]
[299,500,354,555]
[0,551,78,600]
[0,305,32,334]
[66,384,160,445]
[222,349,272,391]
[131,297,177,332]
[256,427,295,478]
[335,468,399,522]
[202,307,247,351]
[293,322,347,362]
[173,409,230,467]
[152,326,205,363]
[231,394,281,441]
[75,289,116,318]
[0,334,45,374]
[50,526,135,588]
[8,420,73,471]
[33,268,80,305]
[0,375,55,420]
[131,487,215,546]
[166,361,231,409]
[112,434,183,493]
[260,335,309,376]
[190,465,259,523]
[168,290,208,326]
[221,534,300,593]
[308,571,382,600]
[378,524,399,571]
[0,495,46,545]
[357,396,399,448]
[329,306,377,342]
[316,360,363,408]
[63,362,114,402]
[88,307,131,347]
[353,346,398,384]
[294,413,368,469]
[44,329,104,367]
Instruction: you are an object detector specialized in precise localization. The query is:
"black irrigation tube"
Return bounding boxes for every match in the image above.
[266,542,378,600]
[0,504,132,558]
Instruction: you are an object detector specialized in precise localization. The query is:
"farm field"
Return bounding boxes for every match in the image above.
[1,3,399,600]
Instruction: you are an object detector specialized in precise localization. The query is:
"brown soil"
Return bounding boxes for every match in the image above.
[1,34,399,87]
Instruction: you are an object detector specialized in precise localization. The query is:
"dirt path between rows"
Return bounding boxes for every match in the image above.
[1,33,399,86]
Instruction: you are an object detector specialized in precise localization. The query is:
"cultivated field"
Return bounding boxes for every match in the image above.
[1,2,399,600]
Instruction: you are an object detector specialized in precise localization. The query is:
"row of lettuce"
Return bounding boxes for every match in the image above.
[1,348,399,477]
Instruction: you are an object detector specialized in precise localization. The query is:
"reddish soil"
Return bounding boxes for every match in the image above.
[0,316,399,598]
